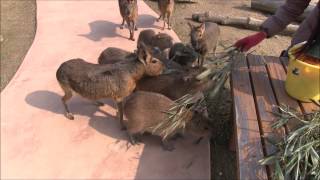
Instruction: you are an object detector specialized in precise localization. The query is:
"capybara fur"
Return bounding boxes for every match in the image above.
[136,67,215,100]
[151,32,174,50]
[98,47,136,64]
[97,46,169,65]
[137,29,157,48]
[56,43,164,129]
[189,22,220,67]
[124,91,212,150]
[118,0,138,40]
[169,43,198,67]
[157,0,175,30]
[137,30,174,51]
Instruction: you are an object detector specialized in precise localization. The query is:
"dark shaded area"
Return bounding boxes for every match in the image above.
[79,20,128,41]
[26,90,210,179]
[79,14,161,41]
[207,83,237,180]
[25,90,128,140]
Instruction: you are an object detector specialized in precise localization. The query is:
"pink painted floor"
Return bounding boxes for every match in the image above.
[1,0,210,179]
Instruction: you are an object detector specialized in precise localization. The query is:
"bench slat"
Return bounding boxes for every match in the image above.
[264,56,302,130]
[247,55,285,154]
[232,54,268,180]
[280,57,320,114]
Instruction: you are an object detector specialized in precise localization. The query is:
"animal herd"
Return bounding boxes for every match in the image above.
[56,0,221,151]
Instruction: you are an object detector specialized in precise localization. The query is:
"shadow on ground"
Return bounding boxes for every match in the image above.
[79,14,161,41]
[25,90,128,140]
[25,90,209,179]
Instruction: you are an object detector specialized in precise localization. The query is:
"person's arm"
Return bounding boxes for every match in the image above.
[234,0,311,51]
[261,0,311,37]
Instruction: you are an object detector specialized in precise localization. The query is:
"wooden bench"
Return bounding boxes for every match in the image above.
[231,54,319,180]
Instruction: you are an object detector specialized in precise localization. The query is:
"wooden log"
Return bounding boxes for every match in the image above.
[251,0,315,22]
[191,12,298,36]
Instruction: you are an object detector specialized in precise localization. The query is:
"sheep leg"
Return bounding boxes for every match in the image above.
[120,18,125,29]
[60,84,74,120]
[162,139,175,151]
[117,101,126,130]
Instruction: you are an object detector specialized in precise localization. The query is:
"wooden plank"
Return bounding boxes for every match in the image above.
[264,56,302,130]
[280,57,289,67]
[247,55,285,155]
[231,54,268,180]
[280,57,320,114]
[248,55,286,179]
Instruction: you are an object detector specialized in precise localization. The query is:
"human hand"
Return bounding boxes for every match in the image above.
[234,31,267,52]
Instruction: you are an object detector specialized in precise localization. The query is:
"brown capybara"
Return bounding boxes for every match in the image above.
[118,0,138,40]
[157,0,175,30]
[136,67,215,100]
[56,43,164,129]
[124,91,212,151]
[169,42,198,67]
[98,47,136,64]
[189,22,220,67]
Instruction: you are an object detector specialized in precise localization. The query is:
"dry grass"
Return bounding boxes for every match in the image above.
[260,106,320,180]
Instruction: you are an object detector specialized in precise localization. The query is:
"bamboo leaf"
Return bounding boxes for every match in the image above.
[259,155,278,165]
[285,155,298,175]
[310,147,319,166]
[274,161,285,180]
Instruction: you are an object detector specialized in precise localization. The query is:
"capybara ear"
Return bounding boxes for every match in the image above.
[137,42,151,65]
[188,22,194,30]
[199,23,206,35]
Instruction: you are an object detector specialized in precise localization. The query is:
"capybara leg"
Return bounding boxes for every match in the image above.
[171,133,184,141]
[162,18,166,31]
[167,12,172,30]
[117,101,126,130]
[60,84,74,120]
[157,15,162,22]
[93,101,104,106]
[128,22,135,41]
[162,139,175,151]
[134,22,138,31]
[127,132,138,145]
[193,137,203,145]
[120,18,125,29]
[200,55,205,67]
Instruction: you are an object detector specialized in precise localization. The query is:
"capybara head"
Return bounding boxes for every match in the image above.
[189,22,206,50]
[169,43,198,67]
[137,42,165,76]
[187,107,212,137]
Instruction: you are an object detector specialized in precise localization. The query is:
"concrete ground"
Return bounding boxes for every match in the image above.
[1,1,210,179]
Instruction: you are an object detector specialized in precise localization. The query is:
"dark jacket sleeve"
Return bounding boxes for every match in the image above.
[261,0,311,37]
